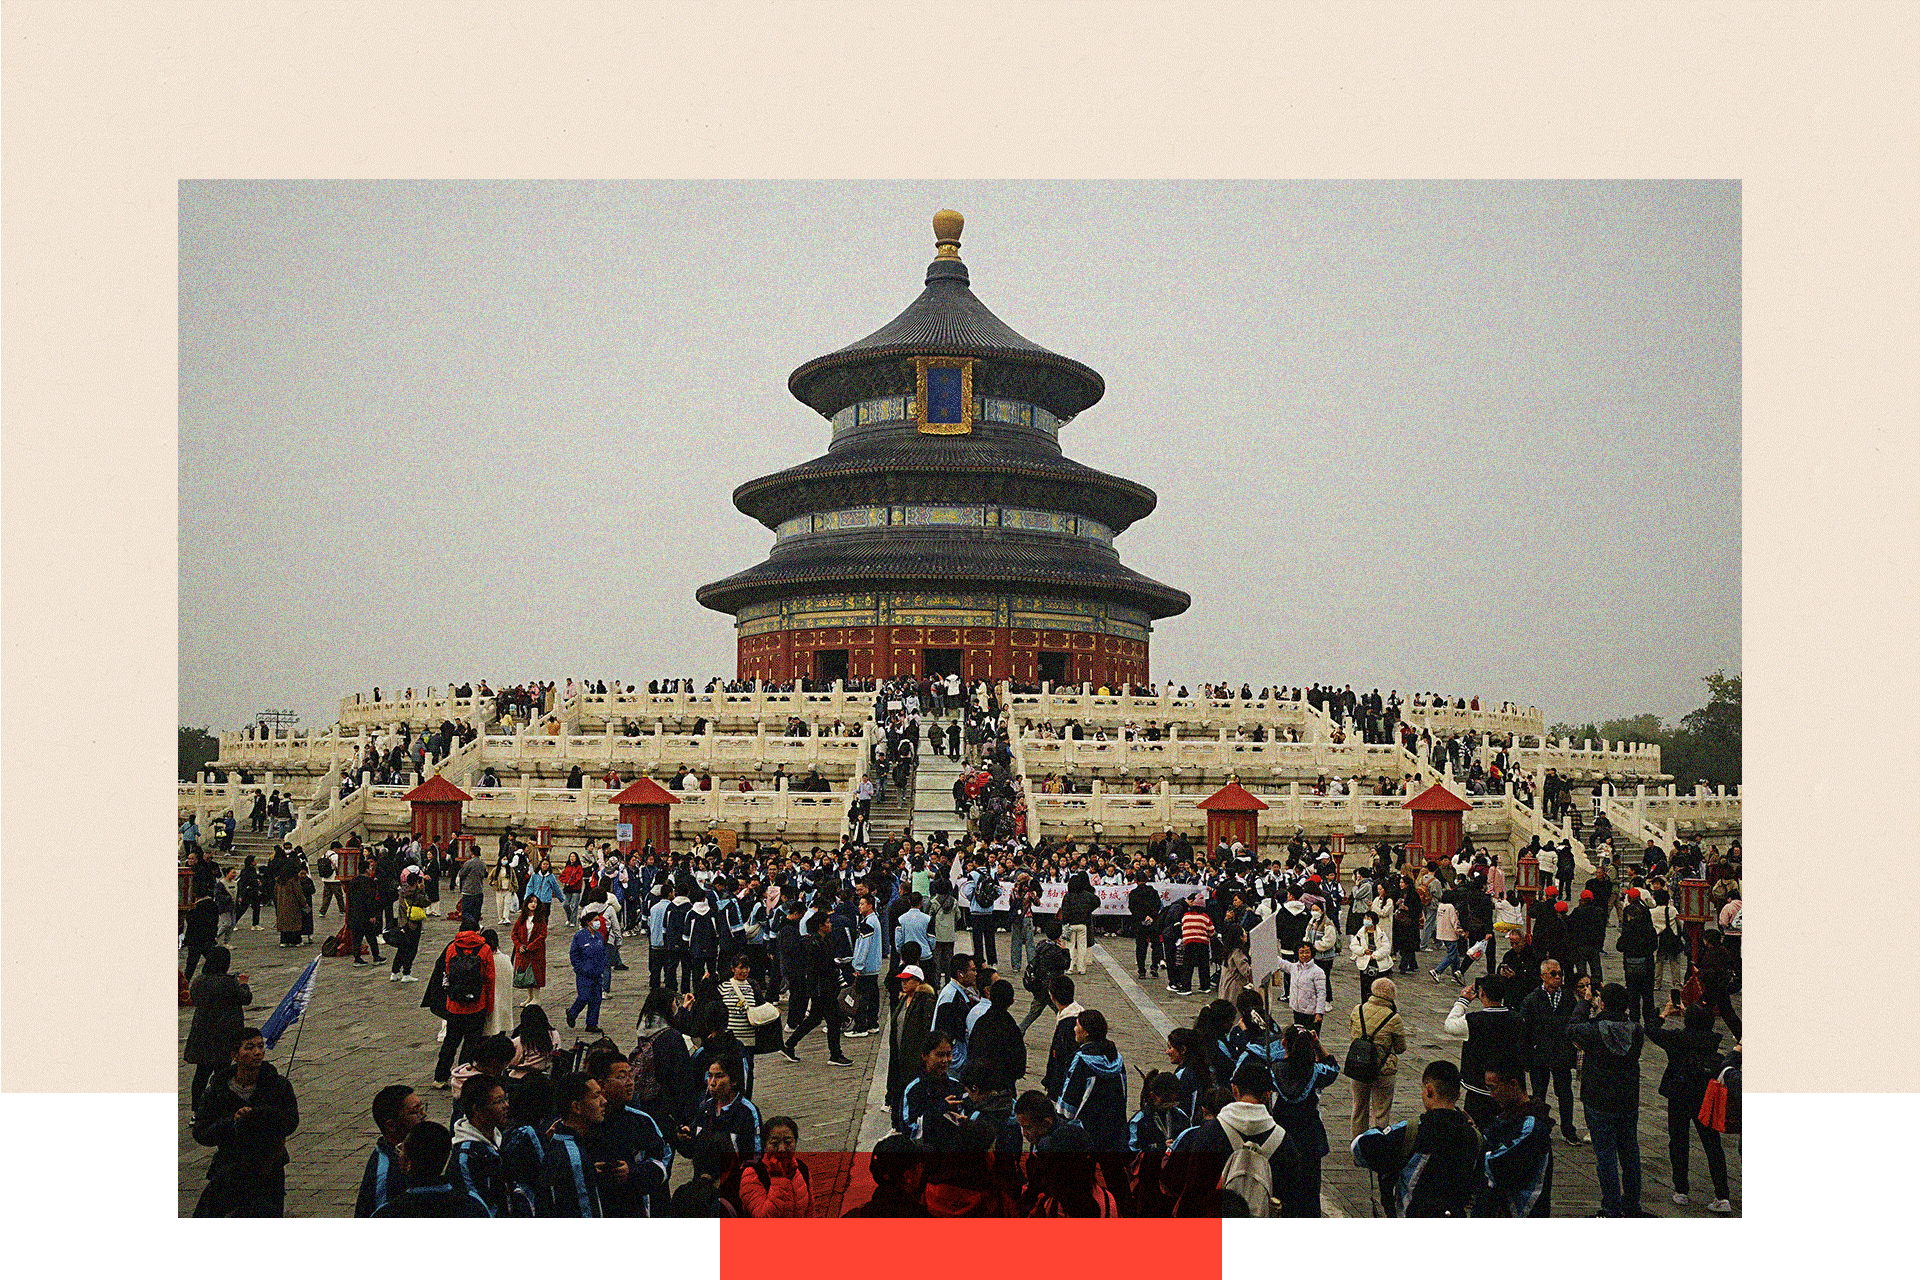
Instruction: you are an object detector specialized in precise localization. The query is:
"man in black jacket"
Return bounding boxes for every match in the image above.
[779,912,851,1066]
[192,1027,300,1217]
[1518,960,1584,1145]
[1567,890,1607,985]
[1128,873,1164,978]
[965,979,1027,1093]
[346,864,385,964]
[1566,982,1651,1217]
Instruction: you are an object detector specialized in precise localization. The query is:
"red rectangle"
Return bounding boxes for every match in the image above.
[723,1218,1220,1278]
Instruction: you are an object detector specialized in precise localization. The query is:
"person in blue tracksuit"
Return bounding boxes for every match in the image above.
[677,1056,762,1162]
[1473,1060,1555,1217]
[497,1074,552,1217]
[567,919,610,1031]
[662,893,694,994]
[894,1032,964,1149]
[542,1073,607,1217]
[1056,1008,1131,1214]
[1269,1023,1343,1216]
[354,1084,427,1217]
[372,1122,491,1217]
[586,1048,673,1217]
[450,1075,514,1216]
[931,953,979,1074]
[1128,1071,1190,1216]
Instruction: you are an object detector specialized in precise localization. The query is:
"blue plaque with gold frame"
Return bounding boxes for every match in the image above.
[914,357,973,435]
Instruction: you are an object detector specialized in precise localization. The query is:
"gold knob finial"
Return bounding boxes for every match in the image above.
[933,209,964,259]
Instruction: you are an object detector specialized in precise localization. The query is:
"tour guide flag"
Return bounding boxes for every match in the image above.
[260,957,320,1049]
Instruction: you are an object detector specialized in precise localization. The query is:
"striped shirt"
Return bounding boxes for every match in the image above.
[1180,911,1216,948]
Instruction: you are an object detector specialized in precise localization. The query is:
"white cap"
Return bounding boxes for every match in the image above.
[897,964,927,982]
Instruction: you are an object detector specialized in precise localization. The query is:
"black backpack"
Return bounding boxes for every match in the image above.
[1023,940,1064,995]
[445,943,489,1005]
[973,874,1001,910]
[1342,1006,1393,1083]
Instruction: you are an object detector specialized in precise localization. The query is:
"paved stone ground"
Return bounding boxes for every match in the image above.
[181,910,1739,1217]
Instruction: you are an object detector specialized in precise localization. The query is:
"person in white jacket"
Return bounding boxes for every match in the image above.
[1350,913,1394,996]
[1308,905,1342,1005]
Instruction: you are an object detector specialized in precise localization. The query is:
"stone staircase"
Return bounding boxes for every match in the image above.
[910,750,969,844]
[864,770,917,842]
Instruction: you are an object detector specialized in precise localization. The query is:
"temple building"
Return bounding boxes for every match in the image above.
[696,211,1189,687]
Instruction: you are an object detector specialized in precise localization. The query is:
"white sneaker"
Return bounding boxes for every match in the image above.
[399,974,418,983]
[1671,1192,1690,1206]
[1707,1199,1732,1214]
[387,973,400,982]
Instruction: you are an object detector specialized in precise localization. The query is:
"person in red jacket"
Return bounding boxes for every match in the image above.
[433,928,495,1089]
[738,1116,812,1217]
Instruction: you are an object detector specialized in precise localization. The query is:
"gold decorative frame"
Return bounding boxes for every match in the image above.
[914,356,974,435]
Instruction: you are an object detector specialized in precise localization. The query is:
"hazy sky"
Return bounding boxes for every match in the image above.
[179,180,1739,732]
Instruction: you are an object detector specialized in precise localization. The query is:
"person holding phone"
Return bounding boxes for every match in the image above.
[895,1032,964,1149]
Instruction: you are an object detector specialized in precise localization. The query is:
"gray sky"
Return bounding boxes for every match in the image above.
[180,180,1738,732]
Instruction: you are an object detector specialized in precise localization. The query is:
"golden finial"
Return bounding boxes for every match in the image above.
[933,209,964,259]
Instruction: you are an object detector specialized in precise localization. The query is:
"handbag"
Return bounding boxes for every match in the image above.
[747,1001,780,1026]
[512,959,538,990]
[1680,973,1703,1007]
[1697,1061,1740,1134]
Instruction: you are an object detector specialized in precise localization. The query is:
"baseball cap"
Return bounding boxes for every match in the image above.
[1579,889,1594,901]
[896,965,926,982]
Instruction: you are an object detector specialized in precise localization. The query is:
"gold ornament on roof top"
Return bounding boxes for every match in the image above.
[933,209,964,259]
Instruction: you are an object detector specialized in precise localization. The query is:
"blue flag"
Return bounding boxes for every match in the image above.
[260,958,320,1049]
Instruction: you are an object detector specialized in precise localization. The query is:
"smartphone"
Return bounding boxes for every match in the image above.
[1670,988,1683,1006]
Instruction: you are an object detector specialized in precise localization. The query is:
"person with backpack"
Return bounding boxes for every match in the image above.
[1648,886,1686,998]
[1350,1059,1483,1216]
[1018,922,1071,1033]
[1162,1059,1308,1217]
[1344,976,1407,1140]
[1127,1071,1190,1216]
[1059,873,1101,975]
[432,926,497,1089]
[450,1076,514,1217]
[1647,998,1733,1213]
[967,862,1002,966]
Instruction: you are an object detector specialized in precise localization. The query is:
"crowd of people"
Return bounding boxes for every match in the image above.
[184,780,1740,1218]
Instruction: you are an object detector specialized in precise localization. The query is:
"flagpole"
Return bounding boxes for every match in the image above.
[281,1002,308,1080]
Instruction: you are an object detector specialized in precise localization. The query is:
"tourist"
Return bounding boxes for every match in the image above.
[184,948,253,1115]
[584,1048,673,1217]
[1518,959,1585,1145]
[1018,921,1071,1033]
[1443,974,1527,1130]
[387,870,427,980]
[1128,871,1165,978]
[541,1072,606,1217]
[895,1031,964,1147]
[191,1027,299,1217]
[886,963,937,1110]
[1474,1060,1555,1216]
[667,1133,741,1216]
[1351,1059,1482,1216]
[680,1057,762,1162]
[1039,975,1085,1098]
[565,908,610,1033]
[450,1076,514,1217]
[1055,1008,1130,1213]
[354,1084,426,1216]
[510,898,549,1005]
[431,925,497,1089]
[1268,1024,1340,1215]
[1161,1059,1307,1216]
[779,911,852,1066]
[738,1116,812,1216]
[1647,997,1734,1213]
[1174,895,1216,994]
[1346,976,1407,1140]
[370,1122,490,1216]
[1566,981,1651,1216]
[843,1133,929,1216]
[1280,942,1330,1030]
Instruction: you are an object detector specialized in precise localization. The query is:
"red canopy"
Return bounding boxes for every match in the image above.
[1196,781,1269,812]
[401,774,473,804]
[1402,781,1472,813]
[609,776,681,806]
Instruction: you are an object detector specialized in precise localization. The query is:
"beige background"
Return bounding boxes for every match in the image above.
[3,1,1914,1092]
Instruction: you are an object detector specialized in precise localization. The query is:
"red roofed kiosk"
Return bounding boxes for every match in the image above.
[1403,781,1472,866]
[401,774,472,845]
[1197,781,1269,859]
[610,776,680,856]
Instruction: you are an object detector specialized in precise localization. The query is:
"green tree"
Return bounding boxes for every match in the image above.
[179,725,219,781]
[1663,670,1741,789]
[1547,721,1600,744]
[1598,713,1667,745]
